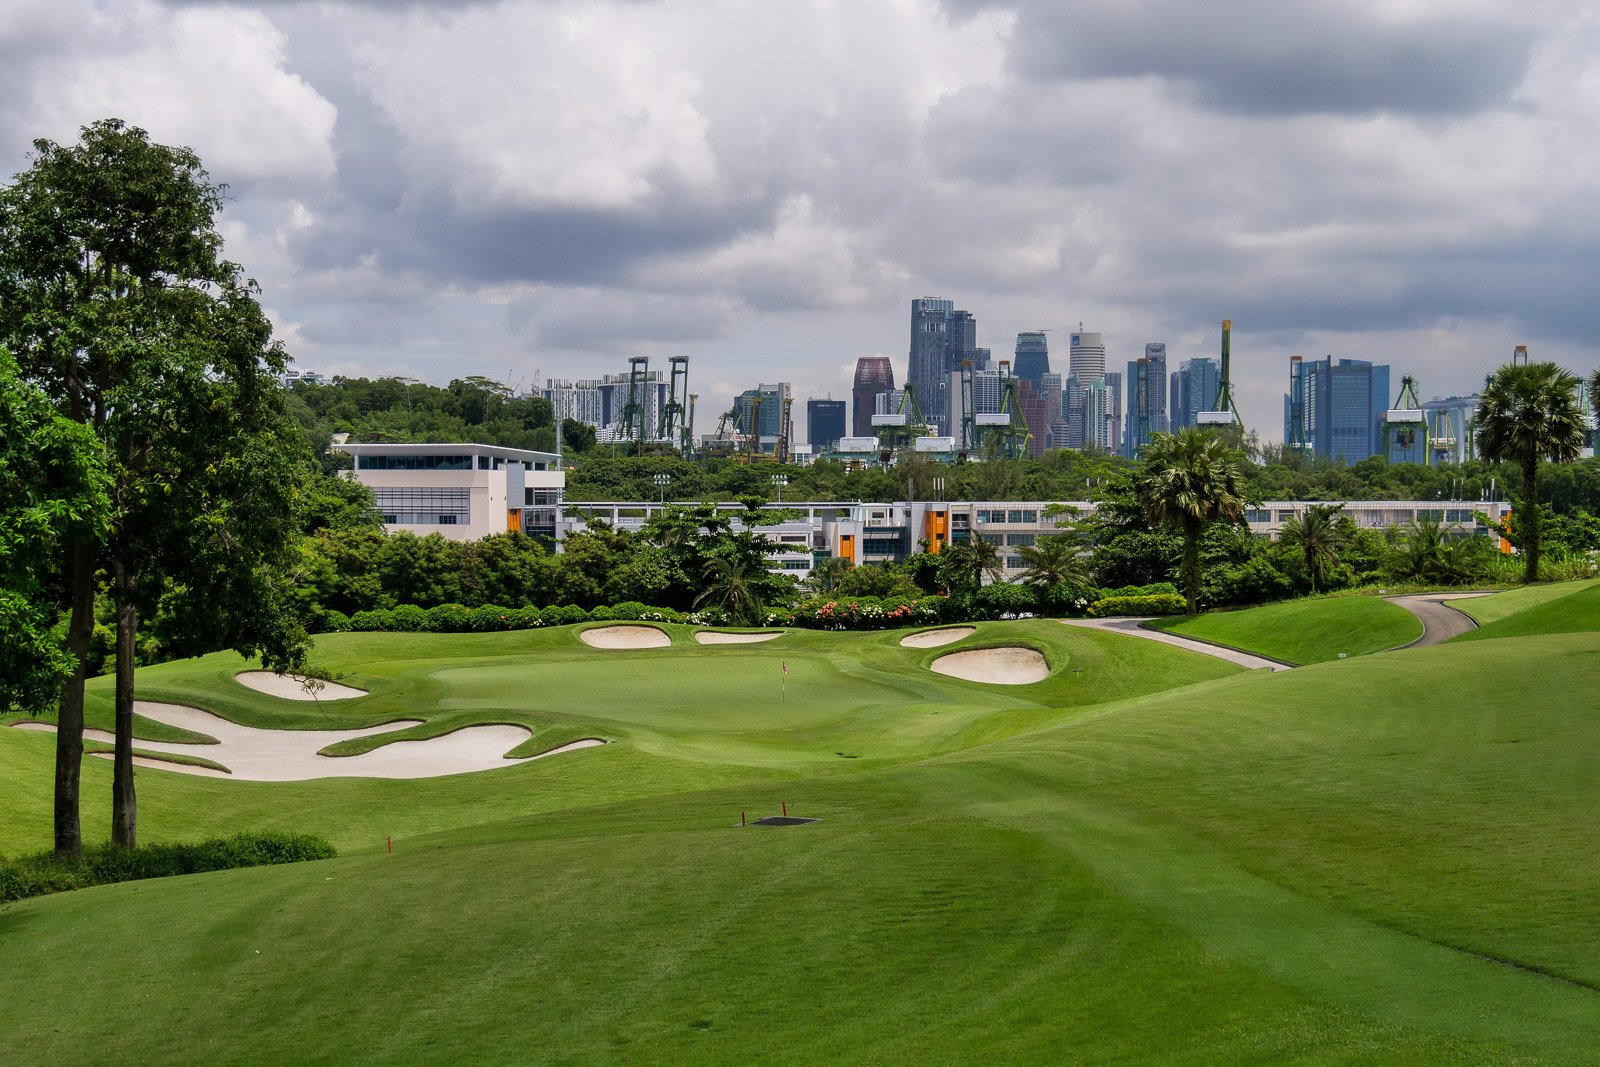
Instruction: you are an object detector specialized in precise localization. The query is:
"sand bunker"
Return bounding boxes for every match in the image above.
[236,671,368,701]
[929,646,1049,685]
[694,631,783,644]
[579,625,672,649]
[9,701,603,781]
[900,627,975,648]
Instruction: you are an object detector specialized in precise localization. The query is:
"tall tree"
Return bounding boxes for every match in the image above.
[1136,428,1247,614]
[0,119,308,853]
[0,348,110,713]
[1477,362,1585,583]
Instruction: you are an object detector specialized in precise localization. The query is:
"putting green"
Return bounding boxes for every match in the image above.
[2,620,1597,1063]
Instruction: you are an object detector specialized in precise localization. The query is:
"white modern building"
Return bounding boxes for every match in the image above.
[335,442,565,543]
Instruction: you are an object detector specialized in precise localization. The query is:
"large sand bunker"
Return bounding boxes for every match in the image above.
[579,625,672,649]
[929,646,1049,685]
[236,671,368,701]
[694,631,783,645]
[10,701,602,781]
[900,627,975,648]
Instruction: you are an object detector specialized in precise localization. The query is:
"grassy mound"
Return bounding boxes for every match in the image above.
[3,621,1597,1062]
[1455,580,1600,641]
[1152,595,1423,664]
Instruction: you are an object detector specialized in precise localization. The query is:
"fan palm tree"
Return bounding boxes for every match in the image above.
[1136,428,1247,614]
[802,555,853,595]
[941,534,1005,595]
[1279,503,1349,592]
[1015,534,1093,614]
[694,557,765,626]
[1477,361,1585,583]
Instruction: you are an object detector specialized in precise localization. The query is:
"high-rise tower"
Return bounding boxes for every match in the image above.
[1013,332,1050,387]
[851,356,895,437]
[1068,330,1106,381]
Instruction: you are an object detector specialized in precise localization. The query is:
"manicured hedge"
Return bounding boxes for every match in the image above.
[1088,593,1187,617]
[0,832,336,902]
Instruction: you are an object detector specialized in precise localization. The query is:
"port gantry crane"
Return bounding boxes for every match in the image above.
[971,359,1030,460]
[1383,374,1428,463]
[871,383,931,465]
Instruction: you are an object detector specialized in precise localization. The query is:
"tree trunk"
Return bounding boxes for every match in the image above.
[54,538,99,858]
[1182,524,1201,615]
[112,560,138,849]
[1522,458,1540,584]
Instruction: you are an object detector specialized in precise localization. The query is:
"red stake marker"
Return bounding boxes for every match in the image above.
[387,836,392,854]
[782,800,788,817]
[741,811,746,827]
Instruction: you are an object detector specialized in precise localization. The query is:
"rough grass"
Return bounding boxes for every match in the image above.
[3,622,1599,1063]
[1152,595,1423,664]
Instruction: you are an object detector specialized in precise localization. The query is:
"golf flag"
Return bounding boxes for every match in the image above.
[782,661,788,676]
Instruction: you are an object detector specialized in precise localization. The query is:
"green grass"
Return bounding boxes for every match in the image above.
[1454,579,1600,640]
[1151,595,1423,664]
[2,620,1599,1063]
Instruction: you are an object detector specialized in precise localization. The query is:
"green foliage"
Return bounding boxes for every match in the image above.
[1089,593,1188,617]
[0,832,334,902]
[1137,428,1248,615]
[425,603,472,633]
[1477,361,1586,583]
[0,349,111,713]
[971,581,1037,619]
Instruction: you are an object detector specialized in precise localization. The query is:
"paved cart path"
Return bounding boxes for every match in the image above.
[1060,618,1292,672]
[1385,592,1488,647]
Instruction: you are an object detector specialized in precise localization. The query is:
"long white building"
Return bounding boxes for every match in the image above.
[336,442,565,543]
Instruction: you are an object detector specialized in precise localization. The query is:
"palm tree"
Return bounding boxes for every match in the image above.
[1136,428,1247,614]
[1279,503,1349,592]
[694,557,764,626]
[1015,534,1092,614]
[1477,361,1585,583]
[802,555,853,595]
[941,535,1004,595]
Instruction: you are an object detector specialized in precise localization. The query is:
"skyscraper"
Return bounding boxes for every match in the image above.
[1013,332,1050,387]
[1068,330,1106,381]
[1123,344,1168,457]
[1283,356,1391,463]
[733,382,791,449]
[851,356,895,437]
[907,297,981,434]
[908,297,955,432]
[1170,358,1220,431]
[807,399,846,450]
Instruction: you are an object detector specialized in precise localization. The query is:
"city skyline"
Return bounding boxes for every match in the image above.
[6,1,1598,440]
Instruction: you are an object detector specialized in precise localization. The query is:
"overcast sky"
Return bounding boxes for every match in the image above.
[4,0,1598,441]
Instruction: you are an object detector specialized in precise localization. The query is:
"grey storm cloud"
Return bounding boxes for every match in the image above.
[990,1,1535,117]
[3,0,1598,437]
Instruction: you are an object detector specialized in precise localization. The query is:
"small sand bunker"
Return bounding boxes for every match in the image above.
[694,631,783,645]
[900,627,975,648]
[236,671,368,701]
[579,625,672,649]
[9,701,604,781]
[930,646,1049,685]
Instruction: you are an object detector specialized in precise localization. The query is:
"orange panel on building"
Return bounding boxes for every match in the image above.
[923,510,949,554]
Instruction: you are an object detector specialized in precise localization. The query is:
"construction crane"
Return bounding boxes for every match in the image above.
[1382,375,1428,464]
[684,392,697,457]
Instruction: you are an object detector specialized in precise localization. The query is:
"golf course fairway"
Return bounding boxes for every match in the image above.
[2,611,1598,1064]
